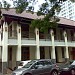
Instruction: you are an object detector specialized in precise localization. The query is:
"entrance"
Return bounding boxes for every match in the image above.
[40,47,45,59]
[21,47,30,61]
[72,48,75,60]
[8,47,12,69]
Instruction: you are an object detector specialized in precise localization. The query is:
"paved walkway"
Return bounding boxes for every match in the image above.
[0,68,12,75]
[0,73,11,75]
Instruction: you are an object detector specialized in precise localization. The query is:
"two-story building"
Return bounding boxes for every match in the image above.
[0,9,75,73]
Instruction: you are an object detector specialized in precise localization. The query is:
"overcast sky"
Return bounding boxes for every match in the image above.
[0,0,45,11]
[0,0,13,7]
[0,0,44,6]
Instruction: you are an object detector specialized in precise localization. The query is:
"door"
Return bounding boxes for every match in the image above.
[40,47,45,59]
[21,47,30,60]
[31,61,45,75]
[40,60,52,75]
[8,47,12,69]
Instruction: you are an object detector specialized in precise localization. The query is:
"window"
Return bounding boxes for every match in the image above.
[34,61,44,69]
[43,60,52,66]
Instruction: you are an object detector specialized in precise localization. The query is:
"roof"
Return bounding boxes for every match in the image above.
[1,8,44,20]
[1,8,75,27]
[58,17,75,26]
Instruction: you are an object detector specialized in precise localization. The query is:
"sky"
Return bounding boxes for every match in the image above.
[0,0,45,11]
[0,0,44,7]
[0,0,13,7]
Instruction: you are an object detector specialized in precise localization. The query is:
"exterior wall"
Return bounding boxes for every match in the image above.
[69,47,72,60]
[12,47,17,70]
[30,46,36,59]
[44,47,51,59]
[8,46,17,70]
[56,47,64,62]
[1,19,75,73]
[67,29,71,41]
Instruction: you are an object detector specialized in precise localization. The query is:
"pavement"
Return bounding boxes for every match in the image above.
[0,73,11,75]
[0,68,12,75]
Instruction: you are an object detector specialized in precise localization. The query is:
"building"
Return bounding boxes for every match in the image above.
[0,9,75,74]
[58,0,75,21]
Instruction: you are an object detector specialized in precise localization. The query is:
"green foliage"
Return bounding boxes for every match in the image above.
[13,0,29,13]
[31,16,59,32]
[3,1,11,10]
[0,0,74,32]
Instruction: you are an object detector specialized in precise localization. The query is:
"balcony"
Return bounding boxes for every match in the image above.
[8,30,17,45]
[7,30,75,47]
[39,33,52,46]
[21,31,36,46]
[21,31,35,39]
[67,40,75,47]
[8,30,17,39]
[54,40,65,46]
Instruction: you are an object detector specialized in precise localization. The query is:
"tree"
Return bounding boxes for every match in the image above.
[0,0,75,32]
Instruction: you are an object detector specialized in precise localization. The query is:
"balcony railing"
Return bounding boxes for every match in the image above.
[39,33,51,41]
[8,30,17,39]
[21,31,35,40]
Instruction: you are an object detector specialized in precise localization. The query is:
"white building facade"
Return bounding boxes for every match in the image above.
[0,9,75,74]
[58,0,75,21]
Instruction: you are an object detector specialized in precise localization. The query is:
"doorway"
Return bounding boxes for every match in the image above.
[21,47,30,60]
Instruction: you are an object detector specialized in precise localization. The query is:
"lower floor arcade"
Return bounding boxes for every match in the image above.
[0,46,75,73]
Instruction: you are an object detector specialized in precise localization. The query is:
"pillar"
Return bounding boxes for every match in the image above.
[50,29,56,62]
[2,22,8,74]
[16,24,21,66]
[63,30,69,61]
[35,28,40,59]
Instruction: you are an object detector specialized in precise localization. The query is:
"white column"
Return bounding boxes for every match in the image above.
[35,28,40,59]
[2,22,8,73]
[63,30,69,60]
[16,24,21,62]
[50,29,56,60]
